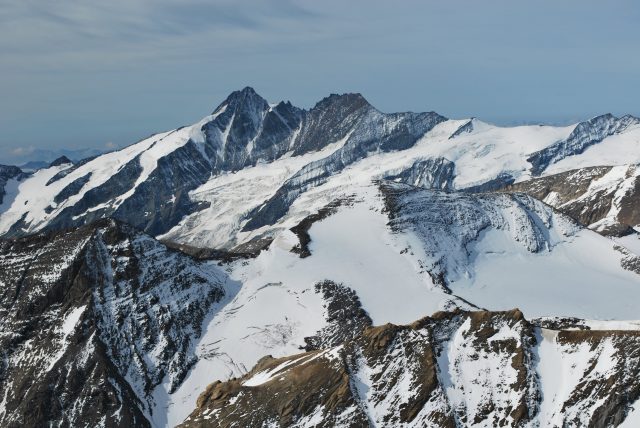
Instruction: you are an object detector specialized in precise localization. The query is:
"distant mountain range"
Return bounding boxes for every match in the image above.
[1,147,105,172]
[2,88,640,427]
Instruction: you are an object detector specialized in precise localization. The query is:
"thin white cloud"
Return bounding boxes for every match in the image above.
[10,146,35,156]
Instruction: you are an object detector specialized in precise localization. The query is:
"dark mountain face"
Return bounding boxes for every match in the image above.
[0,219,232,427]
[0,87,447,241]
[49,155,73,167]
[291,93,373,156]
[0,165,22,205]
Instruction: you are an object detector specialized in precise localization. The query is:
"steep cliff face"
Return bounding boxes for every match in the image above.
[501,164,640,236]
[527,114,640,176]
[0,165,23,206]
[180,310,640,428]
[0,220,231,427]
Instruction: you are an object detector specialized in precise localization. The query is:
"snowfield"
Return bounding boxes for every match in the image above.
[162,178,640,425]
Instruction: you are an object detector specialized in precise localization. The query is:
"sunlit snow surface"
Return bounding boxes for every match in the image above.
[450,227,640,319]
[621,401,640,428]
[161,184,460,426]
[151,117,640,426]
[160,180,640,426]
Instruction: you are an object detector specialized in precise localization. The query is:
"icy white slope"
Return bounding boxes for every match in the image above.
[157,133,352,248]
[420,118,576,188]
[162,114,640,250]
[160,184,468,426]
[544,126,640,174]
[159,177,640,426]
[380,181,640,319]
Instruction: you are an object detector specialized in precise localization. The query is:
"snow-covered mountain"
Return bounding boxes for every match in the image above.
[2,88,640,427]
[2,88,639,249]
[0,87,445,241]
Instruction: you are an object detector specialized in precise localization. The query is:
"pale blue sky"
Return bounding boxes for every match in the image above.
[1,0,639,164]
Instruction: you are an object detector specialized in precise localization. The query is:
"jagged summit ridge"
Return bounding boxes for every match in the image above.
[1,88,640,252]
[0,88,447,240]
[527,113,640,175]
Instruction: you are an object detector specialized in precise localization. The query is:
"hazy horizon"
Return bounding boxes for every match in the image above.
[1,0,639,165]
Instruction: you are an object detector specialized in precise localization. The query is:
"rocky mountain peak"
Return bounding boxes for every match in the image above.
[49,155,73,167]
[527,112,640,175]
[311,92,372,114]
[212,86,269,116]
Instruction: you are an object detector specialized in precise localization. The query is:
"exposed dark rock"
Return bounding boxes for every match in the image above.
[181,309,640,427]
[30,157,144,235]
[53,172,92,204]
[162,235,273,262]
[289,197,355,258]
[385,157,455,190]
[499,165,640,237]
[615,244,640,275]
[463,172,515,193]
[555,329,640,428]
[527,114,640,176]
[0,164,23,205]
[45,155,99,185]
[180,350,369,428]
[448,118,475,139]
[303,280,372,351]
[292,93,372,156]
[530,316,593,330]
[0,219,230,427]
[49,155,73,167]
[112,141,213,236]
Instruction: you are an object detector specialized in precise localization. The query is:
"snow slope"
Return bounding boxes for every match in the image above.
[161,178,639,425]
[161,184,467,426]
[544,120,640,175]
[159,113,640,250]
[381,181,640,320]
